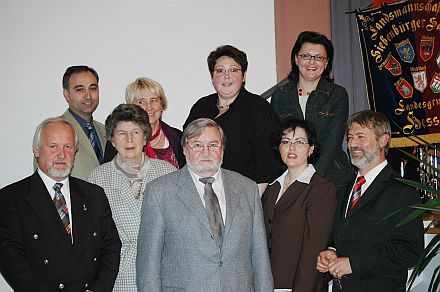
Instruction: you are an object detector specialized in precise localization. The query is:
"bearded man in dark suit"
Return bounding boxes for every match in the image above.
[317,110,424,292]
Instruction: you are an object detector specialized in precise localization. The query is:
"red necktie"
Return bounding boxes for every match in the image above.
[348,176,366,213]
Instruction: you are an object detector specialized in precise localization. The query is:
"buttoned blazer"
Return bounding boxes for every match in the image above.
[271,78,354,194]
[88,159,176,292]
[331,164,424,292]
[62,110,106,180]
[0,172,121,292]
[136,166,274,292]
[262,173,336,291]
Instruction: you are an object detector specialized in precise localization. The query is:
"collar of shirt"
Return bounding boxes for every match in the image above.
[345,160,388,216]
[68,108,95,132]
[271,164,316,203]
[37,168,73,237]
[188,168,226,224]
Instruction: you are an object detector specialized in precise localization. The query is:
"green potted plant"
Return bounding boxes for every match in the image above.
[392,136,440,292]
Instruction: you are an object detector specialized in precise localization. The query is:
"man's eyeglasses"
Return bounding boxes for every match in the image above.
[213,68,242,75]
[298,53,327,62]
[280,139,309,147]
[188,142,222,152]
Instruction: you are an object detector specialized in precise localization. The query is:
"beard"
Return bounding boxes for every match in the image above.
[349,144,381,170]
[186,155,222,176]
[47,160,74,179]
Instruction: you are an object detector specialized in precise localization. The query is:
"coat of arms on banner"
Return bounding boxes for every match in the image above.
[395,39,415,63]
[420,36,435,61]
[395,77,413,98]
[384,53,402,76]
[430,72,440,93]
[411,67,427,93]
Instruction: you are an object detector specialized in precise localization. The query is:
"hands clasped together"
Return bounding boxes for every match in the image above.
[316,250,352,279]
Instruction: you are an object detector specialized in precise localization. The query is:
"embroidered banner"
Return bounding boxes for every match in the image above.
[356,0,440,147]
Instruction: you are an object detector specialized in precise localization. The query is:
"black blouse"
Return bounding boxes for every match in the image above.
[183,87,282,183]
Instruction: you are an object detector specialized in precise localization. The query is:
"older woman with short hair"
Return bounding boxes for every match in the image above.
[104,77,185,169]
[89,103,175,292]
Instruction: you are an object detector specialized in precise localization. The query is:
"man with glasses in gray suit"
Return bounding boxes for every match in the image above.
[136,118,273,292]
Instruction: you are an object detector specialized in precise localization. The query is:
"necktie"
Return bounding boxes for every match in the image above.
[85,122,102,163]
[52,183,71,234]
[199,177,224,248]
[348,176,366,213]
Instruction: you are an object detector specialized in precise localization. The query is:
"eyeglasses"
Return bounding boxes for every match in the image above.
[298,53,327,62]
[213,67,242,75]
[280,139,309,147]
[187,142,222,152]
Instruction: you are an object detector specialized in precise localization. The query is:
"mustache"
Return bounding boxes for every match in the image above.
[349,147,364,153]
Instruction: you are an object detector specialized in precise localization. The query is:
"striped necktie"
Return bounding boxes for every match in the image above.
[348,176,366,213]
[85,122,102,163]
[52,183,71,234]
[199,177,224,248]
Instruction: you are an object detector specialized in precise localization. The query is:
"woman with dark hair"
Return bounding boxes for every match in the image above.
[262,118,336,292]
[88,104,175,292]
[184,45,282,193]
[271,31,353,196]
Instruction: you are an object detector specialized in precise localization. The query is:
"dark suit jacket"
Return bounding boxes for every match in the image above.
[262,173,336,291]
[0,172,121,292]
[271,78,354,195]
[332,164,424,292]
[183,87,283,183]
[103,120,186,168]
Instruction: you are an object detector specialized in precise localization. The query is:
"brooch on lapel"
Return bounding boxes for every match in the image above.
[318,111,335,116]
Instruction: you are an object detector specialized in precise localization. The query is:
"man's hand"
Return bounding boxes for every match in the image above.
[328,257,352,279]
[316,249,337,273]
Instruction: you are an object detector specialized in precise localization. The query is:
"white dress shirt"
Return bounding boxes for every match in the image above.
[344,160,388,217]
[188,168,227,224]
[38,168,73,241]
[271,164,316,204]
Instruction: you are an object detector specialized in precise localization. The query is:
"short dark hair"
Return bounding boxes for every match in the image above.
[274,118,320,164]
[105,104,151,141]
[347,110,391,154]
[62,65,99,90]
[289,31,334,82]
[207,45,248,77]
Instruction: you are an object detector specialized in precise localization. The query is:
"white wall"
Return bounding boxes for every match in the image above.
[0,1,276,290]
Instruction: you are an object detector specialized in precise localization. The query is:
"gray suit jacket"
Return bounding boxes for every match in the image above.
[136,166,273,292]
[63,110,106,180]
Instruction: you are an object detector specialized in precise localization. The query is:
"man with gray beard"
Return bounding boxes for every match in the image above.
[0,117,121,292]
[136,118,273,292]
[316,110,424,292]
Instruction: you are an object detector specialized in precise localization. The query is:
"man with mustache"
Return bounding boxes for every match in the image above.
[0,117,121,291]
[316,110,424,292]
[136,118,273,291]
[61,65,106,180]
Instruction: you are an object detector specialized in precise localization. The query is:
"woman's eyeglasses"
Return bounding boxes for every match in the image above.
[298,53,327,62]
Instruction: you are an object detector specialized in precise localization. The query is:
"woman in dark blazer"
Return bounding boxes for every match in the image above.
[262,118,336,292]
[271,31,353,197]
